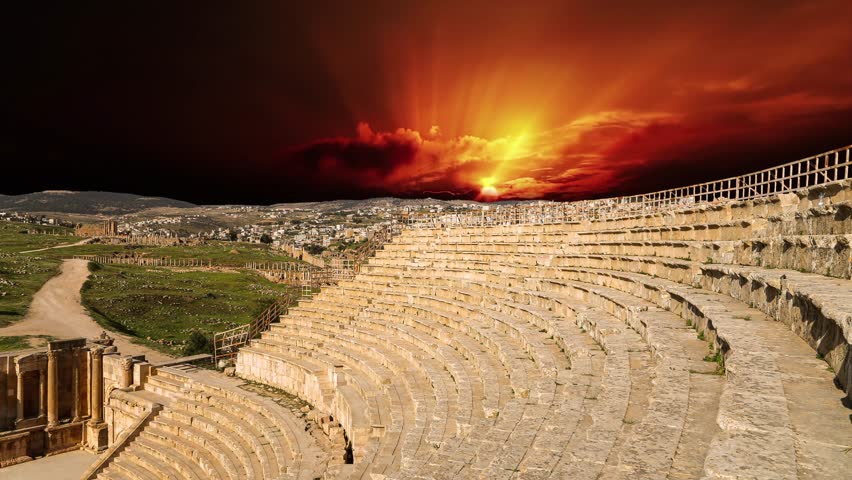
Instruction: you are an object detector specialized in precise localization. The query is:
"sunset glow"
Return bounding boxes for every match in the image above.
[3,1,851,204]
[272,1,852,202]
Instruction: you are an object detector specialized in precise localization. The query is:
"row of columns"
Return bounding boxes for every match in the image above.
[13,346,104,429]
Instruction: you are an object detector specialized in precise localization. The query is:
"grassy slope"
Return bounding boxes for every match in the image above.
[35,240,302,267]
[80,264,299,356]
[0,335,33,351]
[0,335,57,352]
[0,222,81,326]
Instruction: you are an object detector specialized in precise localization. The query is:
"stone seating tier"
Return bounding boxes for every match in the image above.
[96,367,326,480]
[226,182,852,479]
[351,250,852,478]
[360,250,852,397]
[376,234,852,279]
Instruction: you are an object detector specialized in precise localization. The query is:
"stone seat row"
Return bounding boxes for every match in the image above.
[97,367,325,480]
[376,234,852,279]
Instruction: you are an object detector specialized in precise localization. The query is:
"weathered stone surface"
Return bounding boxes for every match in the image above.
[12,181,852,479]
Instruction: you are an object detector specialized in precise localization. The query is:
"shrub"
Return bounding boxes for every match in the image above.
[183,330,212,356]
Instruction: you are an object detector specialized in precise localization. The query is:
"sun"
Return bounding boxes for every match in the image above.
[481,185,498,197]
[478,177,499,200]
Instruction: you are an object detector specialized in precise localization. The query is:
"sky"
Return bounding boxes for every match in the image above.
[1,1,851,204]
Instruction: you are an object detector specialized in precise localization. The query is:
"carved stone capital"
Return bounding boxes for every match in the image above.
[119,356,134,370]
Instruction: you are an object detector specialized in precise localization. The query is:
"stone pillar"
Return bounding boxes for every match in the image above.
[15,362,24,425]
[47,350,59,428]
[72,350,81,422]
[89,348,103,424]
[86,347,107,452]
[120,356,133,389]
[38,368,46,419]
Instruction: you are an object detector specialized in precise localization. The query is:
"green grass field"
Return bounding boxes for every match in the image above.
[135,242,302,266]
[0,335,34,351]
[0,221,79,253]
[0,222,81,326]
[0,335,56,352]
[81,263,300,356]
[34,240,303,267]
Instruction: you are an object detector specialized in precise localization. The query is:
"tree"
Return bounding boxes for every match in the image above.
[305,244,325,255]
[260,233,273,244]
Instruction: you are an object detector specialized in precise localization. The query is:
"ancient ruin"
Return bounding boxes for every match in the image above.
[0,336,120,466]
[75,221,118,238]
[2,145,851,478]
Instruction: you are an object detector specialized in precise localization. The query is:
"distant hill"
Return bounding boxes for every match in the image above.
[0,191,196,215]
[0,190,531,217]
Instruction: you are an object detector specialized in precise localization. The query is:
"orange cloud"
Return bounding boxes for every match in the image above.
[282,111,681,200]
[283,89,851,201]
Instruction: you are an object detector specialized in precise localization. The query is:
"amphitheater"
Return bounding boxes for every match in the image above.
[2,146,852,479]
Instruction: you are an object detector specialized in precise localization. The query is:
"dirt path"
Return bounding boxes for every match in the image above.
[0,259,171,363]
[19,238,93,254]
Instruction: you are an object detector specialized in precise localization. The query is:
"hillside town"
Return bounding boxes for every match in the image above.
[0,199,484,255]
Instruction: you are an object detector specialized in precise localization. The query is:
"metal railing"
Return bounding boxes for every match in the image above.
[213,298,291,364]
[406,144,851,228]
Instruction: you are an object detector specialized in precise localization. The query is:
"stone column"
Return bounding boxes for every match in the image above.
[89,347,103,424]
[85,346,108,452]
[47,350,59,427]
[38,368,46,419]
[72,350,81,422]
[119,356,133,389]
[15,362,24,425]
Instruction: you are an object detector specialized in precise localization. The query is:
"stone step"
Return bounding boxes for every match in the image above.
[152,415,241,479]
[110,456,160,480]
[166,398,264,479]
[140,424,227,479]
[121,446,183,480]
[143,374,186,398]
[133,436,206,480]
